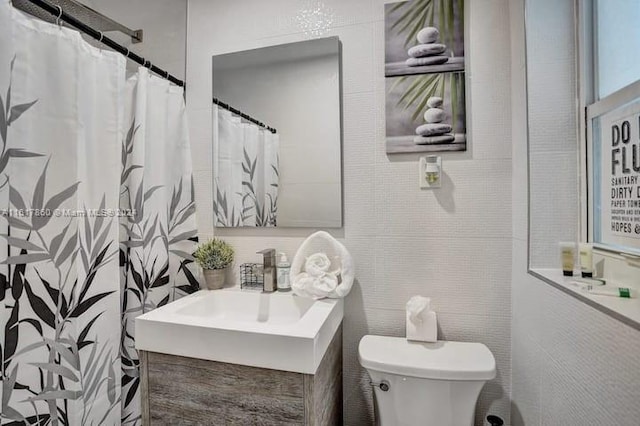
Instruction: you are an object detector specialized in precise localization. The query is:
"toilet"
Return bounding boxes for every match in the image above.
[359,335,496,426]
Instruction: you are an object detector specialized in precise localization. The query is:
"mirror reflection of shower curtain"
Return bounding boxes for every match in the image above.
[213,105,279,227]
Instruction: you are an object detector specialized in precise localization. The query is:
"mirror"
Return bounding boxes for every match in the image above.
[211,37,342,228]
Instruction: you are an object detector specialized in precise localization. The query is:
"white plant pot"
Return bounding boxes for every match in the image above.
[203,268,227,290]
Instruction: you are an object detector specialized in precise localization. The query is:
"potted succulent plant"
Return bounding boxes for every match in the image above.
[193,238,234,290]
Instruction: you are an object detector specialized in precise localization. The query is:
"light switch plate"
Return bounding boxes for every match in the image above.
[419,156,441,189]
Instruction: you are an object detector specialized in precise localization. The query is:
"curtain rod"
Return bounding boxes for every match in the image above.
[20,0,185,87]
[213,97,277,134]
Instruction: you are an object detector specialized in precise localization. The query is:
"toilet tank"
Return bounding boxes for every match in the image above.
[359,336,496,426]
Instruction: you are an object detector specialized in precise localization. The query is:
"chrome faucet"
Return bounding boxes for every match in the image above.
[257,248,277,292]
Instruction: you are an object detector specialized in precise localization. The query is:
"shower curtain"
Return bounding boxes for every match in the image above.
[0,2,199,425]
[119,68,199,424]
[213,105,279,227]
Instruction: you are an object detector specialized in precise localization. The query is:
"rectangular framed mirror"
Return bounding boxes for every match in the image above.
[211,37,342,228]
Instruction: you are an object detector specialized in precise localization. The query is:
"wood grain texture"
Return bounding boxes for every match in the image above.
[304,325,343,426]
[141,322,343,426]
[140,350,151,426]
[145,351,304,425]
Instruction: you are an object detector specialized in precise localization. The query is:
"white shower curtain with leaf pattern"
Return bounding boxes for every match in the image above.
[0,2,199,425]
[119,68,199,424]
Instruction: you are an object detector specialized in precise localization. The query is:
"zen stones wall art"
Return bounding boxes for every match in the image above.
[385,0,466,154]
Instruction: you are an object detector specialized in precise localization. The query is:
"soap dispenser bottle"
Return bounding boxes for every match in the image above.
[277,252,291,292]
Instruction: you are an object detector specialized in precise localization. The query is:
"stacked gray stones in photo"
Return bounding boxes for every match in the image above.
[406,26,449,67]
[414,96,455,145]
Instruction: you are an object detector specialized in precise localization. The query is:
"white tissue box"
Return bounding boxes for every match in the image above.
[406,310,438,343]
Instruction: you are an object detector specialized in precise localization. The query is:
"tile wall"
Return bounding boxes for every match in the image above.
[510,0,640,424]
[186,1,513,424]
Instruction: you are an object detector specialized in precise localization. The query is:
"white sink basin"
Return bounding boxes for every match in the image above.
[135,289,343,374]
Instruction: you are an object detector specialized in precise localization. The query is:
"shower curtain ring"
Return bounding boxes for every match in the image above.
[98,31,104,43]
[55,5,63,27]
[124,48,130,58]
[165,70,170,79]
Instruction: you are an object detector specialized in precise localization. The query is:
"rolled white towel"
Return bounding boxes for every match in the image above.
[305,253,332,277]
[291,272,339,300]
[290,231,355,299]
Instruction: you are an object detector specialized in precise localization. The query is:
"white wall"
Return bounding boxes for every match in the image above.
[86,0,187,79]
[510,1,640,424]
[187,1,513,424]
[526,0,579,269]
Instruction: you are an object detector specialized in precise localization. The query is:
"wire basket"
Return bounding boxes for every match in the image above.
[240,263,264,290]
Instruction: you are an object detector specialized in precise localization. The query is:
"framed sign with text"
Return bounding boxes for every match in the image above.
[588,95,640,254]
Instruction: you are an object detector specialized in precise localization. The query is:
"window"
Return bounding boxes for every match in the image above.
[583,0,640,256]
[594,0,640,100]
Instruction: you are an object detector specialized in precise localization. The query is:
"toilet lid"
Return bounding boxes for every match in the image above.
[358,335,496,381]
